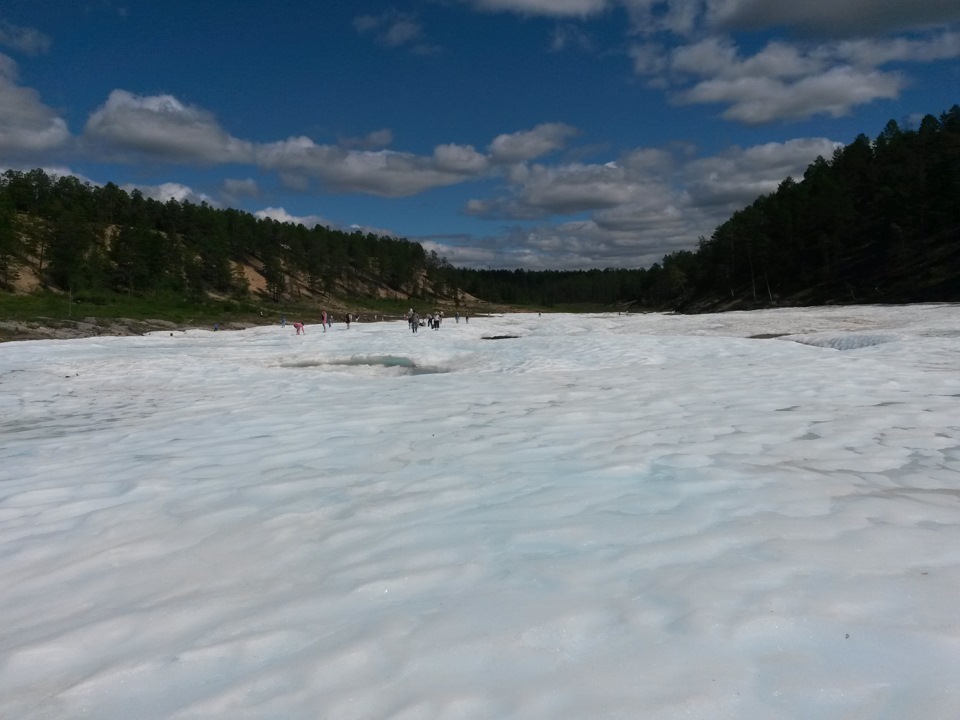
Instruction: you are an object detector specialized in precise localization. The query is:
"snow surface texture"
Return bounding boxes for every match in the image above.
[2,305,959,720]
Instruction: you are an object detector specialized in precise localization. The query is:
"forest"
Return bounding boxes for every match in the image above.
[1,105,958,313]
[0,172,439,305]
[455,105,960,309]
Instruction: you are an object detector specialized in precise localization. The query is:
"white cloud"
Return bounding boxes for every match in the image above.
[455,136,840,269]
[833,31,960,66]
[433,143,490,173]
[0,54,69,154]
[346,222,398,237]
[683,137,842,206]
[469,0,610,17]
[680,66,904,124]
[706,0,960,36]
[255,137,489,197]
[469,161,652,219]
[429,217,681,271]
[383,19,422,47]
[617,0,960,37]
[253,206,333,229]
[488,123,580,164]
[338,128,394,150]
[76,89,499,197]
[551,24,595,52]
[629,42,669,76]
[0,20,52,55]
[353,11,438,53]
[671,38,821,80]
[621,0,704,35]
[616,3,960,123]
[83,90,254,163]
[631,34,927,123]
[121,181,216,206]
[468,145,677,220]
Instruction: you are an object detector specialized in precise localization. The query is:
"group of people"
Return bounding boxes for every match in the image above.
[278,309,467,336]
[280,311,333,335]
[406,309,453,332]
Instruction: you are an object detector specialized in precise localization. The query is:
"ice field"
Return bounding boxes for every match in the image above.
[1,305,959,719]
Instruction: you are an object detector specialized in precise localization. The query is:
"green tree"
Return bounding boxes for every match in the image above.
[0,194,21,289]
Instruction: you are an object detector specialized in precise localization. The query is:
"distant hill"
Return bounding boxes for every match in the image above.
[0,171,472,311]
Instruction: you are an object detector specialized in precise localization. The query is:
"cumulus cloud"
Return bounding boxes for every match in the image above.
[630,33,946,123]
[419,238,502,269]
[0,20,52,55]
[83,90,255,163]
[832,31,960,66]
[706,0,960,36]
[454,136,840,269]
[617,0,960,37]
[120,181,217,206]
[354,11,439,53]
[0,54,69,154]
[253,206,333,229]
[346,222,399,237]
[671,38,820,80]
[338,128,394,150]
[682,137,842,205]
[551,24,595,52]
[213,122,574,200]
[614,2,960,123]
[629,42,669,77]
[433,143,490,174]
[469,0,610,17]
[468,145,677,220]
[424,218,683,271]
[488,123,579,164]
[255,137,488,197]
[621,0,704,35]
[468,161,652,219]
[77,91,566,198]
[681,65,905,123]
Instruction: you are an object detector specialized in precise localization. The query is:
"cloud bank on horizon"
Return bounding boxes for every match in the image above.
[0,1,957,270]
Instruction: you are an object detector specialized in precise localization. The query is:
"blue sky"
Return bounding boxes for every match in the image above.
[1,1,958,270]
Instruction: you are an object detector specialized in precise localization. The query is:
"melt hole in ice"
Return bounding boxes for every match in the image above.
[280,355,447,375]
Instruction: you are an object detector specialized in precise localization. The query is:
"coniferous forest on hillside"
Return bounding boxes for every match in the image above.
[1,105,958,322]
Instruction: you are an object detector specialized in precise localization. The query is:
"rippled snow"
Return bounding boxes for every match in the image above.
[1,305,959,719]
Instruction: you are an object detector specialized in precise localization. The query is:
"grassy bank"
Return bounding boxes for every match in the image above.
[0,290,268,326]
[0,290,504,341]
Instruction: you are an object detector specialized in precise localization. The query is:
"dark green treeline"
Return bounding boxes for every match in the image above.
[654,105,960,309]
[446,105,960,309]
[0,171,432,302]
